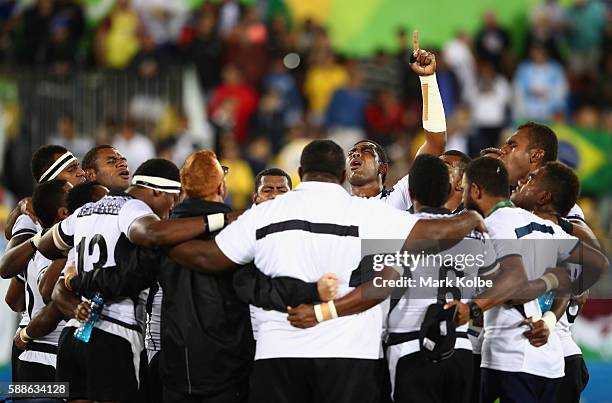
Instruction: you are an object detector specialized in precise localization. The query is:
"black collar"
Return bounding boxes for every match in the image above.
[171,198,232,218]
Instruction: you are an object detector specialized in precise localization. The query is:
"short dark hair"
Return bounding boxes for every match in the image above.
[465,157,510,198]
[255,168,293,190]
[31,145,69,183]
[82,145,114,171]
[540,162,580,217]
[518,122,558,162]
[354,139,389,183]
[300,140,345,180]
[133,158,180,182]
[67,181,106,213]
[32,179,68,228]
[442,150,471,175]
[409,155,450,207]
[479,147,501,157]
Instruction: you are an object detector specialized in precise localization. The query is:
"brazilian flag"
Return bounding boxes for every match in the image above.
[552,124,612,196]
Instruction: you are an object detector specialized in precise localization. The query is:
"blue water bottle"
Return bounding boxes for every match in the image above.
[74,293,104,343]
[538,291,554,314]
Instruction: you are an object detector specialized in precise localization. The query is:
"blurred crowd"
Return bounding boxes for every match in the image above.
[0,0,610,227]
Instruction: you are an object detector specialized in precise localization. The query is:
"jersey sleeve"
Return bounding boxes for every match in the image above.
[54,212,77,250]
[118,199,157,239]
[384,174,413,211]
[215,206,259,265]
[485,214,522,260]
[478,233,500,276]
[360,199,419,240]
[12,214,38,238]
[566,203,585,222]
[554,229,580,263]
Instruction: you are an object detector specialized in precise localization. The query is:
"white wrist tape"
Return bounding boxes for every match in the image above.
[419,73,447,133]
[314,304,324,323]
[328,301,338,319]
[541,311,557,332]
[206,213,225,233]
[541,273,559,292]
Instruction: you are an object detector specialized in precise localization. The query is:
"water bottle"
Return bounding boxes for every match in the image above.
[74,293,104,343]
[538,291,554,314]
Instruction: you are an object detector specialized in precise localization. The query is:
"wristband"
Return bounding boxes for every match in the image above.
[205,213,226,233]
[541,273,559,292]
[64,272,75,291]
[541,311,557,332]
[328,301,338,319]
[314,304,324,323]
[419,73,447,133]
[20,327,32,343]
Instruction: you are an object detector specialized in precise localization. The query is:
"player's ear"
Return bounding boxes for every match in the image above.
[251,192,258,204]
[57,207,70,220]
[538,190,552,206]
[378,163,388,180]
[339,169,347,185]
[471,182,481,199]
[530,148,544,164]
[298,166,304,181]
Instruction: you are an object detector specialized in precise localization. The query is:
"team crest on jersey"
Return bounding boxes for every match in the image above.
[78,196,132,217]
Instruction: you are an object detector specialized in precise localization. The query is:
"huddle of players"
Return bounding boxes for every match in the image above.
[2,37,608,403]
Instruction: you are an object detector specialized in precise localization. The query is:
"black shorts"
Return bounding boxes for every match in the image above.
[480,368,562,403]
[250,358,380,403]
[557,355,589,403]
[146,351,162,403]
[11,340,22,382]
[56,326,139,402]
[393,348,473,403]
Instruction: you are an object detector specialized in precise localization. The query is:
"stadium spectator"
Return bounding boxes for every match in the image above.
[130,33,169,79]
[565,0,607,78]
[95,0,144,69]
[525,8,564,62]
[359,49,402,98]
[262,56,303,127]
[48,114,94,160]
[183,10,223,94]
[219,135,254,209]
[208,65,258,145]
[467,60,511,154]
[443,31,477,102]
[365,88,406,146]
[225,6,269,86]
[304,50,348,124]
[513,43,568,122]
[218,0,241,37]
[17,0,55,64]
[475,10,511,69]
[433,51,461,118]
[132,0,189,49]
[112,120,155,171]
[252,89,287,152]
[325,63,367,151]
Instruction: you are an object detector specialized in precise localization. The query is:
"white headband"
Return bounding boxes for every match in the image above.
[131,175,181,194]
[39,151,77,183]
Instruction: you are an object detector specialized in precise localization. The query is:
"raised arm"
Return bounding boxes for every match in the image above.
[411,31,447,157]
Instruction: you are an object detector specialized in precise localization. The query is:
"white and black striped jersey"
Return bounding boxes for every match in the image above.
[55,193,156,335]
[386,208,497,392]
[378,174,413,211]
[216,181,420,360]
[12,214,42,328]
[482,206,579,379]
[19,251,63,368]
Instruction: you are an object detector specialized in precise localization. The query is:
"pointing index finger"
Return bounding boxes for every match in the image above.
[413,30,419,52]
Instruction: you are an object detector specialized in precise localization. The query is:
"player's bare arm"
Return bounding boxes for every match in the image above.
[411,30,447,157]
